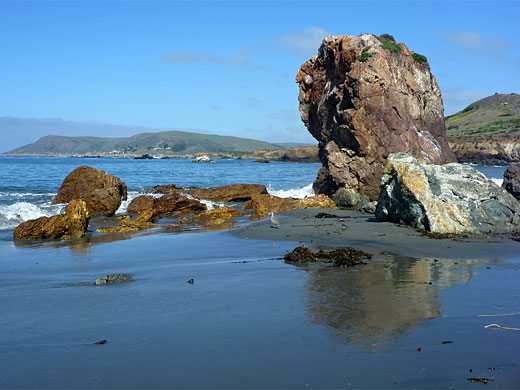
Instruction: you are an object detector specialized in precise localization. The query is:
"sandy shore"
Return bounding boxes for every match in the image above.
[232,208,520,261]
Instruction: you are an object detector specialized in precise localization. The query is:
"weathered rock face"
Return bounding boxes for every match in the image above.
[179,206,245,226]
[332,188,376,214]
[296,34,456,201]
[95,209,160,233]
[279,145,319,163]
[52,166,127,216]
[182,184,268,202]
[14,199,90,240]
[147,184,179,194]
[127,193,206,216]
[503,163,520,200]
[449,135,520,164]
[94,274,133,285]
[376,153,520,234]
[243,194,337,217]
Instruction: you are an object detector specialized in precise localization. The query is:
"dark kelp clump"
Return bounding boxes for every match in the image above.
[284,246,371,267]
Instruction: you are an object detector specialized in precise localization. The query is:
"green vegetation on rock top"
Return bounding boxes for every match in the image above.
[356,45,372,62]
[446,93,520,138]
[376,33,402,54]
[412,53,428,64]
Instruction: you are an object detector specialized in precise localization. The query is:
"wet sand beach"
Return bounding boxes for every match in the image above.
[1,211,520,388]
[233,208,520,261]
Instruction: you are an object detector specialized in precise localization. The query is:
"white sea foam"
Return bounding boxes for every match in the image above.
[116,191,143,214]
[0,202,64,230]
[267,183,315,199]
[180,192,223,210]
[0,192,56,198]
[491,178,504,187]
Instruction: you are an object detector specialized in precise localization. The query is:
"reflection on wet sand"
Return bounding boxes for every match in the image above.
[305,256,482,347]
[13,219,242,255]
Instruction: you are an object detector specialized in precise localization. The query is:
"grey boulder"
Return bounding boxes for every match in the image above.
[376,153,520,234]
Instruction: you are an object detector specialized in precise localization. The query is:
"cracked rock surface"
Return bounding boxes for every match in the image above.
[376,153,520,234]
[296,34,456,201]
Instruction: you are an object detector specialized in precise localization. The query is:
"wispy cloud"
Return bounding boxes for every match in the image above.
[269,109,300,121]
[277,27,329,57]
[244,125,315,144]
[245,97,263,107]
[160,47,252,65]
[442,86,487,115]
[442,31,512,54]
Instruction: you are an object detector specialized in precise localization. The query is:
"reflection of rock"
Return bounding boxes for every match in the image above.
[304,256,473,346]
[296,34,455,200]
[127,193,206,215]
[244,194,337,217]
[14,199,90,240]
[502,163,520,201]
[376,153,520,234]
[182,184,268,202]
[52,166,128,216]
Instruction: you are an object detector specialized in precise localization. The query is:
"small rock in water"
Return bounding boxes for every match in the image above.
[94,273,133,285]
[467,377,493,384]
[94,339,107,345]
[187,279,194,284]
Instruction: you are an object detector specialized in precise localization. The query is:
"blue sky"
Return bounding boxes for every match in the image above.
[1,0,519,149]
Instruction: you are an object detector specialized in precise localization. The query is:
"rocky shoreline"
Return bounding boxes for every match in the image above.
[2,145,320,163]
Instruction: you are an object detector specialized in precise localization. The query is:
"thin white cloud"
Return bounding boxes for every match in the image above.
[160,47,251,65]
[442,86,487,115]
[269,109,300,121]
[278,27,329,57]
[442,31,512,53]
[245,97,263,107]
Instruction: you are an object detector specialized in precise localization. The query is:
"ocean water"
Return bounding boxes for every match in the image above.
[0,156,319,231]
[0,156,507,232]
[0,156,519,388]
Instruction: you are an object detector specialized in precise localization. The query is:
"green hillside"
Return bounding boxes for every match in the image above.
[6,130,303,155]
[446,93,520,138]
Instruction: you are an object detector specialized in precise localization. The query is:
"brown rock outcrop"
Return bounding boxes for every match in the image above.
[95,209,159,233]
[182,184,268,202]
[179,207,245,226]
[127,193,206,216]
[296,33,455,200]
[449,135,520,164]
[279,145,319,163]
[14,199,90,240]
[52,166,127,216]
[243,194,337,217]
[147,184,179,194]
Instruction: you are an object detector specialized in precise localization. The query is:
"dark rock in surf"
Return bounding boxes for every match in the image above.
[502,163,520,201]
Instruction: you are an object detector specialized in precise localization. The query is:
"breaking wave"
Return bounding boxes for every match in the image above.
[267,183,314,199]
[0,202,65,230]
[491,178,504,187]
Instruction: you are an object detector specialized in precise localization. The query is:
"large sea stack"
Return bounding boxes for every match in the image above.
[296,33,456,201]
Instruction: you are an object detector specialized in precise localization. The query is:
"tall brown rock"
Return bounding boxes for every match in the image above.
[296,34,455,201]
[52,166,127,216]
